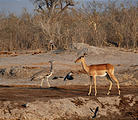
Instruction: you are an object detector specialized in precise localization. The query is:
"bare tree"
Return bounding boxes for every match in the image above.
[30,0,75,50]
[31,0,74,19]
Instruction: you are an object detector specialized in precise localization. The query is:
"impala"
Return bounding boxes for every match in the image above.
[75,54,120,96]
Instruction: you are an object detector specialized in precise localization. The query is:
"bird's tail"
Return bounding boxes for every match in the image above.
[30,76,34,81]
[90,108,94,113]
[64,76,67,81]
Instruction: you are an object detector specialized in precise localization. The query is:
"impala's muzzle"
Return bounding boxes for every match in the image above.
[74,59,77,63]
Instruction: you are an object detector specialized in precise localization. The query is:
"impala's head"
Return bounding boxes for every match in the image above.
[75,53,87,63]
[49,60,55,64]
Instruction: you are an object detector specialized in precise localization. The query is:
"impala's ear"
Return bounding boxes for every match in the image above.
[83,53,87,56]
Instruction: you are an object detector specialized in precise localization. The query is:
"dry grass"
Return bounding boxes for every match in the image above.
[0,0,137,51]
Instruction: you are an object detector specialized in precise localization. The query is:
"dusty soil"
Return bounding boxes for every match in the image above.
[0,44,138,120]
[0,85,137,102]
[0,85,137,120]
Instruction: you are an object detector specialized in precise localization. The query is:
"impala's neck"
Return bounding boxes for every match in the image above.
[81,58,89,73]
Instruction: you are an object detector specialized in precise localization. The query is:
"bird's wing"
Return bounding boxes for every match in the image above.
[90,108,94,113]
[69,75,74,80]
[92,114,96,119]
[95,107,99,114]
[31,70,48,80]
[92,107,99,119]
[64,71,74,81]
[64,75,67,81]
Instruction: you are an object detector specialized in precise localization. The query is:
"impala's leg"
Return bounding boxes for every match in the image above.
[106,73,113,95]
[108,72,120,95]
[47,77,51,88]
[93,76,97,96]
[40,78,44,88]
[88,76,92,96]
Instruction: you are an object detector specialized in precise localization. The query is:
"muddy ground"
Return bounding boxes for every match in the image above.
[0,44,137,120]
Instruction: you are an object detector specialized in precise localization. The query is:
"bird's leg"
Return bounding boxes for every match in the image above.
[40,78,44,88]
[47,77,51,88]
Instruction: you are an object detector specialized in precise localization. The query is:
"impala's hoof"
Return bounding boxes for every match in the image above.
[107,92,110,95]
[94,92,97,96]
[107,90,111,95]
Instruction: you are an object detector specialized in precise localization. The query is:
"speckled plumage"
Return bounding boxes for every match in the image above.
[31,60,54,87]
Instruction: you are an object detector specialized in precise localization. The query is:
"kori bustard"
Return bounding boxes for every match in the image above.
[31,60,55,88]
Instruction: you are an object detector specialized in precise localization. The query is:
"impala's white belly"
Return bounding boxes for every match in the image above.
[97,73,107,77]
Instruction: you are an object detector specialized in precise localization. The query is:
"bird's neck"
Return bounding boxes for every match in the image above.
[49,71,53,76]
[50,63,53,73]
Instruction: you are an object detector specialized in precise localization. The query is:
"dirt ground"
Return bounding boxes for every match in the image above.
[0,85,137,102]
[0,85,137,120]
[0,44,138,120]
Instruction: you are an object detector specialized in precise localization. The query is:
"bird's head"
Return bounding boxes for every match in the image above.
[69,71,73,75]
